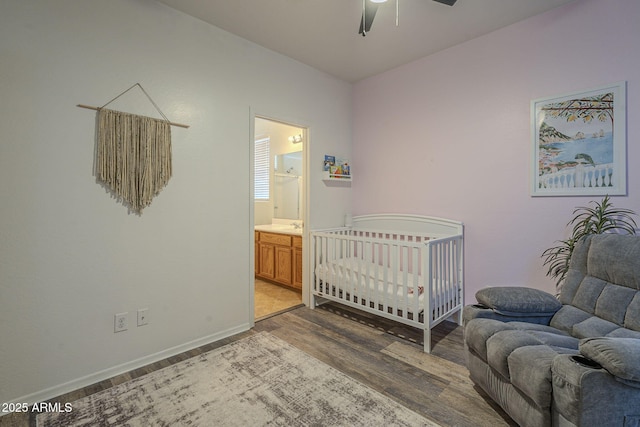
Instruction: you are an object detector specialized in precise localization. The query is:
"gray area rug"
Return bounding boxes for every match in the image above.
[37,332,439,426]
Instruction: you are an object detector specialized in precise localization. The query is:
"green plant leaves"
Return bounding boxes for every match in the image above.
[542,195,637,290]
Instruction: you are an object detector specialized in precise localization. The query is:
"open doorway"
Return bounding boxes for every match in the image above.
[253,116,306,320]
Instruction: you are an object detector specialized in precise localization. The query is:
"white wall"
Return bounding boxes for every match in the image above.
[0,0,351,404]
[352,0,640,301]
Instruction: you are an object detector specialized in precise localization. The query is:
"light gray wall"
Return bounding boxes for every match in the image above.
[0,0,352,404]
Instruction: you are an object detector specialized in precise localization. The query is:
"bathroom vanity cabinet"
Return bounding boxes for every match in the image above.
[293,235,302,289]
[255,231,302,291]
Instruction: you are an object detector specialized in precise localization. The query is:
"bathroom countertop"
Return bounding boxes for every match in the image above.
[254,224,303,235]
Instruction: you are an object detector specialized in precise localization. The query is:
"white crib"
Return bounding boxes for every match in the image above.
[310,214,464,353]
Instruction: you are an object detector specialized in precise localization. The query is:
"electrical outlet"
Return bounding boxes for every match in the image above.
[114,312,128,333]
[137,308,149,327]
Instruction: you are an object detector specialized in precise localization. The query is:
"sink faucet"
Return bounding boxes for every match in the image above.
[292,222,302,229]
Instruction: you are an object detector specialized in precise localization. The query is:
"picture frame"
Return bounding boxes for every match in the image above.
[531,81,626,196]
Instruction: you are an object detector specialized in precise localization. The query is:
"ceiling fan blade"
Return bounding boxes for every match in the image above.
[433,0,457,5]
[358,2,379,35]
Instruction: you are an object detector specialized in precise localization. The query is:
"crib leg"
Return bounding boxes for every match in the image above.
[423,328,432,353]
[453,308,463,326]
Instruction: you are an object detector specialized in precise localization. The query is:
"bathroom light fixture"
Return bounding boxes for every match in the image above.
[288,134,303,144]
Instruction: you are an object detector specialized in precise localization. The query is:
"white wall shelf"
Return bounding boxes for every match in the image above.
[322,171,352,181]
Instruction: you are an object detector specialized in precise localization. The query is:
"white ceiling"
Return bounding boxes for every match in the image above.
[156,0,576,83]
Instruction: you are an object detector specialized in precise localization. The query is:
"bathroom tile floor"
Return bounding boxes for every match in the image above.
[254,278,303,320]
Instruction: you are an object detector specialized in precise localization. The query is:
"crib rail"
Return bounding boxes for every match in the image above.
[427,234,464,324]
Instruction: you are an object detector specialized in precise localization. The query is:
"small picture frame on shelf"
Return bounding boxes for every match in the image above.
[337,158,350,176]
[323,155,335,171]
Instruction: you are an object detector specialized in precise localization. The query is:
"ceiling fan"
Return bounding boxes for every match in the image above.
[359,0,458,36]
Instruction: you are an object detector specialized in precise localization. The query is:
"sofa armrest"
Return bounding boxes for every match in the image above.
[463,287,561,326]
[579,337,640,383]
[552,352,640,426]
[475,287,562,317]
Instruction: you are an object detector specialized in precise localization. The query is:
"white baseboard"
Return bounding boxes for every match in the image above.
[4,323,251,412]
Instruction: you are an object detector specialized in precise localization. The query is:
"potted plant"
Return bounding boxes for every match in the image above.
[542,195,637,292]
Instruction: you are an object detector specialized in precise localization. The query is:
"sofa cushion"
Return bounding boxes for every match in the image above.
[571,276,607,313]
[553,302,640,339]
[476,287,561,316]
[486,329,579,380]
[607,328,640,339]
[595,284,637,325]
[465,318,512,361]
[549,305,591,334]
[465,319,572,362]
[486,330,543,380]
[572,316,620,338]
[625,294,640,331]
[587,234,640,290]
[557,235,640,335]
[509,345,577,409]
[558,236,591,304]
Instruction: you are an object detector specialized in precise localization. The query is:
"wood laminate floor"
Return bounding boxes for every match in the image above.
[1,303,516,427]
[256,304,517,427]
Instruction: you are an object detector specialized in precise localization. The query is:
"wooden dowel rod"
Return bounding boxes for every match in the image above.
[76,104,190,129]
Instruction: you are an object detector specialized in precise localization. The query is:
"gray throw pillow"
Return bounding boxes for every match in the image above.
[476,287,562,317]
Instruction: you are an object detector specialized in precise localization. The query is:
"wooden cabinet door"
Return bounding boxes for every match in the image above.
[293,247,303,289]
[293,235,302,289]
[255,231,301,290]
[274,246,293,285]
[258,243,275,280]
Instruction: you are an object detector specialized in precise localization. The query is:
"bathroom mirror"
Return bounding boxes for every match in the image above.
[273,151,302,220]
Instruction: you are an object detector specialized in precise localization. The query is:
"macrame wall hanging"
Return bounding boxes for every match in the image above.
[78,83,189,214]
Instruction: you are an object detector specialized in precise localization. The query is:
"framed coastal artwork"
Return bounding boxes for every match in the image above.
[531,81,626,196]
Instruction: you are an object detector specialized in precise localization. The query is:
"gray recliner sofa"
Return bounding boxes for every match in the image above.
[463,234,640,427]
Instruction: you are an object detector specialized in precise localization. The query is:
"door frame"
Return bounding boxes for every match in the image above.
[249,109,311,327]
